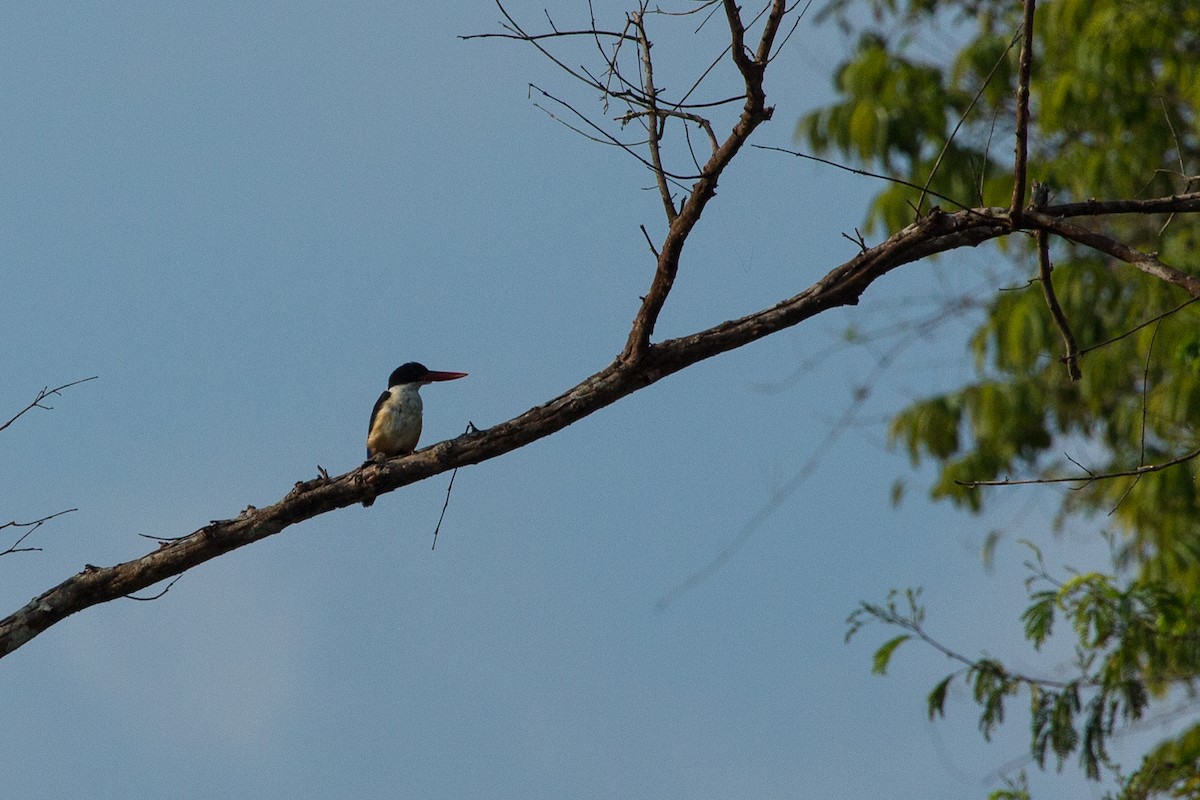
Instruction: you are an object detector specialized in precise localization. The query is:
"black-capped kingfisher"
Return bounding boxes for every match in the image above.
[363,362,467,507]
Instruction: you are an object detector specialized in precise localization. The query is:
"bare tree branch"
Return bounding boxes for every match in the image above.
[4,2,1200,663]
[1044,192,1200,217]
[758,144,979,213]
[622,0,785,361]
[631,7,678,222]
[1074,296,1200,360]
[124,574,183,602]
[0,376,98,434]
[955,445,1200,489]
[4,185,1200,657]
[1025,211,1200,298]
[1036,228,1081,380]
[619,107,720,157]
[1009,0,1036,222]
[0,509,77,557]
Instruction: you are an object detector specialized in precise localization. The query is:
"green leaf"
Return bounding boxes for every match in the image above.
[927,674,953,719]
[1020,591,1056,648]
[872,634,912,675]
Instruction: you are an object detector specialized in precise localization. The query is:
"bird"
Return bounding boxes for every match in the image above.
[362,362,467,507]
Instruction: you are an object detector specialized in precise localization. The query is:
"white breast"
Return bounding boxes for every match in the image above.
[368,384,424,456]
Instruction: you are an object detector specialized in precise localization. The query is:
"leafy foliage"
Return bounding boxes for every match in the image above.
[803,0,1200,573]
[850,543,1200,792]
[809,0,1200,795]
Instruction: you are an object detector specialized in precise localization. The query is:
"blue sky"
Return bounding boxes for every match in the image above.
[1,3,1136,798]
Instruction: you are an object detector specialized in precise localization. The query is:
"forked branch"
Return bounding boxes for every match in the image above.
[622,0,786,361]
[0,376,98,434]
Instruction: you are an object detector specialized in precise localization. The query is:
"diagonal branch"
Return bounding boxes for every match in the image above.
[631,7,677,222]
[0,509,77,557]
[1036,229,1081,380]
[622,0,786,362]
[1075,296,1200,359]
[955,445,1200,489]
[1025,212,1200,298]
[5,192,1200,657]
[0,205,1010,659]
[919,28,1022,213]
[0,376,98,434]
[1045,192,1200,218]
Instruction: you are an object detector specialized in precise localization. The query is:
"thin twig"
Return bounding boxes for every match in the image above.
[0,376,98,434]
[919,29,1021,213]
[1114,308,1200,519]
[639,224,661,258]
[979,107,1000,205]
[756,145,979,215]
[766,0,812,62]
[530,84,700,181]
[1138,319,1162,467]
[432,423,478,550]
[1074,296,1200,359]
[957,445,1200,488]
[0,509,77,556]
[125,575,183,602]
[1157,96,1196,237]
[460,28,636,43]
[632,7,678,223]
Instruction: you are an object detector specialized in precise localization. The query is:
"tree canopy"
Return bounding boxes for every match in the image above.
[801,1,1200,796]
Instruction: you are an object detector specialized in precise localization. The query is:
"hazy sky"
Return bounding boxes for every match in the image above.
[2,3,1133,798]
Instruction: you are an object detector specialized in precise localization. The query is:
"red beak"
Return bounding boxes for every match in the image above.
[425,370,468,382]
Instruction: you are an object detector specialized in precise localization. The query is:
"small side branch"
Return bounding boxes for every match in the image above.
[432,422,477,550]
[1046,192,1200,217]
[631,8,677,223]
[125,575,183,602]
[758,145,979,214]
[1009,0,1037,222]
[1025,212,1200,298]
[618,107,719,156]
[622,0,786,361]
[1075,296,1200,359]
[1036,231,1081,380]
[0,376,98,434]
[0,509,77,557]
[920,29,1022,213]
[956,446,1200,489]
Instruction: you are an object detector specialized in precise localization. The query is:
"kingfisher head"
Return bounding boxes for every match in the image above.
[388,362,468,388]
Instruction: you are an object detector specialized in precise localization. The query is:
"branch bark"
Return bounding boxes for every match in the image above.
[13,195,1198,658]
[1036,229,1082,380]
[1026,211,1200,297]
[1009,0,1037,222]
[622,0,784,361]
